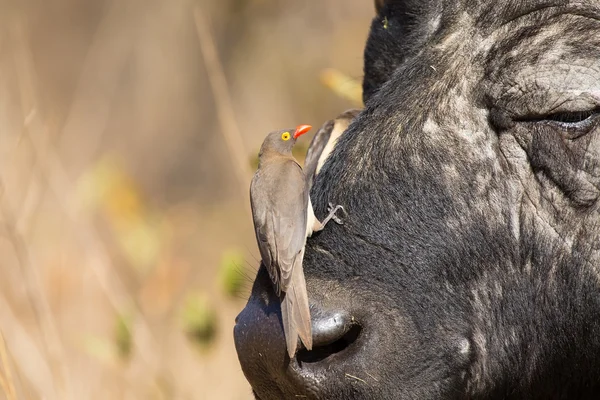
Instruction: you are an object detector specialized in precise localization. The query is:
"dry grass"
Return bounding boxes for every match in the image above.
[0,0,371,399]
[0,331,17,400]
[193,7,252,206]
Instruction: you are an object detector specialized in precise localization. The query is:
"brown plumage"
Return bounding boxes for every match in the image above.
[250,125,344,358]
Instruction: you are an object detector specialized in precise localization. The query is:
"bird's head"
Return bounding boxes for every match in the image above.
[259,125,312,158]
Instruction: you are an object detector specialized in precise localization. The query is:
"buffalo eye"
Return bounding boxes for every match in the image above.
[543,109,599,136]
[515,108,600,138]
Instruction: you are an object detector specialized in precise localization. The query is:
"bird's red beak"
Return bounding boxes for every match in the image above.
[293,124,312,139]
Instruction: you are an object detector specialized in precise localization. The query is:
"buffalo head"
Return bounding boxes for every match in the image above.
[235,0,600,398]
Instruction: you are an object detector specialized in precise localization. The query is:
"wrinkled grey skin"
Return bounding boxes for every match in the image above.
[234,0,600,398]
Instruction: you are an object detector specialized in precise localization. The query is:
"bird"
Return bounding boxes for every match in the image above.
[250,124,345,358]
[303,108,361,187]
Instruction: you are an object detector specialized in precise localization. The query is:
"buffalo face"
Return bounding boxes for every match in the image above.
[235,0,600,398]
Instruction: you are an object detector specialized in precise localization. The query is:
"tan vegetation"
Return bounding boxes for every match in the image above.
[0,0,368,398]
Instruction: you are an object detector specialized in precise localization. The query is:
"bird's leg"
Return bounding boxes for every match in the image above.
[313,203,345,232]
[327,203,345,225]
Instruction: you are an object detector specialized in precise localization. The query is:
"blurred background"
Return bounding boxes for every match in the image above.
[0,0,371,398]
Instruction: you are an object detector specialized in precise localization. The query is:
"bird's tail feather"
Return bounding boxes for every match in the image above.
[281,292,298,358]
[291,250,313,350]
[281,250,313,358]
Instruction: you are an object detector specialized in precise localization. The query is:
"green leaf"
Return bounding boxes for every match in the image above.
[180,293,217,348]
[114,312,133,360]
[218,249,247,298]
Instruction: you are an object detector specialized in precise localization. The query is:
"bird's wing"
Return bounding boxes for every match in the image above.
[250,160,308,295]
[303,109,361,190]
[303,119,334,190]
[250,173,277,291]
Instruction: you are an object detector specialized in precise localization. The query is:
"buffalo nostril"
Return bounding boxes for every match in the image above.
[296,311,362,364]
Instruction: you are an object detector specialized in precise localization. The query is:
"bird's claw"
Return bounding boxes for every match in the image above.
[327,202,345,225]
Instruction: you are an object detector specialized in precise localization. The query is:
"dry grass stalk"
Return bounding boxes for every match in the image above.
[0,294,56,398]
[0,331,17,400]
[344,373,368,385]
[0,371,11,400]
[319,68,363,106]
[8,7,179,398]
[193,7,252,211]
[8,19,72,399]
[0,178,67,400]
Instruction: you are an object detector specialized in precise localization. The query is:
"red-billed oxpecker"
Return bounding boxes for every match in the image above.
[250,124,344,358]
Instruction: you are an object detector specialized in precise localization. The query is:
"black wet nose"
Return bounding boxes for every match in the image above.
[297,308,361,364]
[234,268,363,397]
[234,268,290,395]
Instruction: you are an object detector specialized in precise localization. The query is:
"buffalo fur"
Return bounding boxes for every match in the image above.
[235,0,600,398]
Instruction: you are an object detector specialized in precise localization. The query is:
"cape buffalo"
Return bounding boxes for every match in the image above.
[234,0,600,398]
